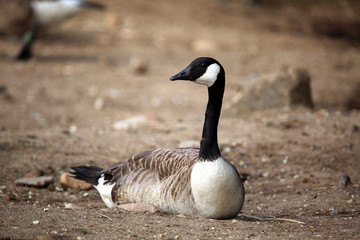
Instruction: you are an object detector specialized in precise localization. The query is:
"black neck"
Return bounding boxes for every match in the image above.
[199,70,225,161]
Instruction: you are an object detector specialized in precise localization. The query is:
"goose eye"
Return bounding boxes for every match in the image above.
[200,63,207,68]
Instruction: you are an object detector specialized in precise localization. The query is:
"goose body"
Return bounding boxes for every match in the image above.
[15,0,104,60]
[71,57,245,219]
[31,0,104,26]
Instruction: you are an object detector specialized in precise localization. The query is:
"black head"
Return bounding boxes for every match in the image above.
[170,57,223,87]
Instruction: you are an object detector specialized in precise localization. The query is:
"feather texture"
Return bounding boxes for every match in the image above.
[103,148,199,215]
[70,57,245,219]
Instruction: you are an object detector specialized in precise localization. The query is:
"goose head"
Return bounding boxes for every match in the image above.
[170,57,224,88]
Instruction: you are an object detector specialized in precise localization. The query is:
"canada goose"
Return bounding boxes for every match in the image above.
[15,0,105,60]
[71,57,245,219]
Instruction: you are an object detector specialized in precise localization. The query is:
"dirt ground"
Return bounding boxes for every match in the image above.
[1,0,360,239]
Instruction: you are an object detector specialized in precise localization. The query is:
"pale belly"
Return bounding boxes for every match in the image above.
[190,158,245,219]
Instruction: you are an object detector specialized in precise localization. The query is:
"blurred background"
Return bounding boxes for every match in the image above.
[1,0,360,112]
[1,0,360,116]
[0,1,360,239]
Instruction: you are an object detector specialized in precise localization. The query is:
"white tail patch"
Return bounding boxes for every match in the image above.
[94,175,116,208]
[195,63,220,87]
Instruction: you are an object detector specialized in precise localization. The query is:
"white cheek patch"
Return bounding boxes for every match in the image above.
[195,63,220,87]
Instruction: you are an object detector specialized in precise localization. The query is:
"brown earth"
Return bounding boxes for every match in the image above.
[1,0,360,239]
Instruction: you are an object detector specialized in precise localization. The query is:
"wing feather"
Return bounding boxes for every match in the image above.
[100,147,199,211]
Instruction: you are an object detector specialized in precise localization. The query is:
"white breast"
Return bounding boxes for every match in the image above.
[190,157,244,219]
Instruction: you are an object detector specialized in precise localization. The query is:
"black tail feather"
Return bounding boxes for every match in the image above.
[70,166,104,185]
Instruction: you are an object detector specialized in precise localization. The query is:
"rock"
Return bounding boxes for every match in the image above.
[0,85,14,102]
[113,115,151,130]
[60,173,92,190]
[349,124,359,134]
[63,125,78,135]
[15,176,54,188]
[23,169,44,178]
[226,67,314,112]
[329,209,347,215]
[128,56,148,74]
[338,174,353,190]
[65,203,83,210]
[118,203,159,213]
[345,83,360,110]
[94,97,105,110]
[3,193,17,201]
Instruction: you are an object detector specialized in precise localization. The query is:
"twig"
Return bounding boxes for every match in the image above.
[99,213,113,221]
[237,214,264,221]
[237,214,306,225]
[264,217,306,225]
[311,185,336,190]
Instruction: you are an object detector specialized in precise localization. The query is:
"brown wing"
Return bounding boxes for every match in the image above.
[101,147,199,185]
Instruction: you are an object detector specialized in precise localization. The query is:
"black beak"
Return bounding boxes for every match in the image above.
[170,66,192,81]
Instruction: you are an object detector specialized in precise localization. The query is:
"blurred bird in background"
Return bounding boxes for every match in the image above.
[0,0,105,61]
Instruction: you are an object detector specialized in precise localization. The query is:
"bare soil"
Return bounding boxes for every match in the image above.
[1,0,360,239]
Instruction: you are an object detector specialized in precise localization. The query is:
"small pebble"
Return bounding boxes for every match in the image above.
[128,56,148,74]
[0,85,13,101]
[113,115,149,130]
[65,203,83,210]
[63,125,78,135]
[338,174,352,190]
[349,124,359,134]
[223,147,231,153]
[329,209,340,215]
[3,193,17,201]
[32,220,39,225]
[94,97,105,110]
